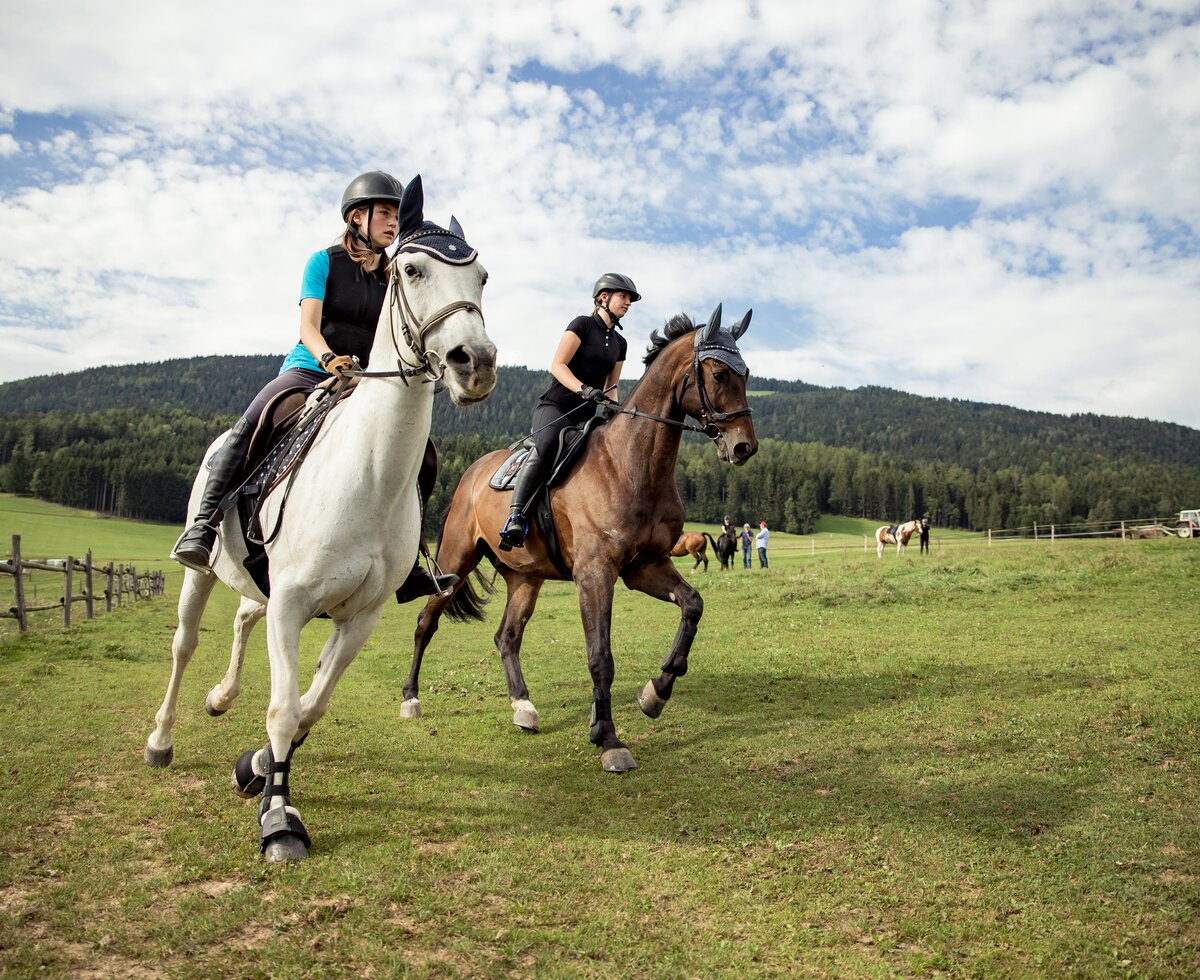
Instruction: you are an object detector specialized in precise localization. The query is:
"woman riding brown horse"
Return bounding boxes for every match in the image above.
[400,305,758,772]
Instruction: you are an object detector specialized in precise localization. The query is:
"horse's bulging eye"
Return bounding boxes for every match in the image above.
[404,264,420,278]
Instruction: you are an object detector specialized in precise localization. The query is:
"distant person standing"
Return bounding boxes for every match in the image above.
[756,520,770,568]
[919,517,931,555]
[740,522,753,569]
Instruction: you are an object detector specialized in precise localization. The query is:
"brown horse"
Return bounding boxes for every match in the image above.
[401,305,758,772]
[670,531,718,572]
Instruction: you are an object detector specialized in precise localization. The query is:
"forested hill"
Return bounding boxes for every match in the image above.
[2,355,1196,471]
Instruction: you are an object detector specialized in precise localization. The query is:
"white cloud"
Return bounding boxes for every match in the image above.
[0,0,1196,429]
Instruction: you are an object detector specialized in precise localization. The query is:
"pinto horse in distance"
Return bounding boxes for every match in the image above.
[876,518,922,557]
[400,306,757,773]
[670,531,718,572]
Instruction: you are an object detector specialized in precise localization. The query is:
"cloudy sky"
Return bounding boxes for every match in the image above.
[2,0,1198,429]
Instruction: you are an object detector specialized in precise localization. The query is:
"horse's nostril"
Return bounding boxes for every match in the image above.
[445,345,471,368]
[736,442,756,460]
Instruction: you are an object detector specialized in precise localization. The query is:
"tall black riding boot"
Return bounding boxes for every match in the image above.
[171,417,254,573]
[396,440,458,603]
[498,447,547,550]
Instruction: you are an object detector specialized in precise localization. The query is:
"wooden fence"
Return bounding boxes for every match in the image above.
[0,534,166,632]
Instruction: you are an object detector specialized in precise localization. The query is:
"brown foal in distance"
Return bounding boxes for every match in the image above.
[400,306,758,772]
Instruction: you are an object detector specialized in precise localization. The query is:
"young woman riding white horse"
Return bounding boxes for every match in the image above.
[145,174,497,861]
[170,170,455,603]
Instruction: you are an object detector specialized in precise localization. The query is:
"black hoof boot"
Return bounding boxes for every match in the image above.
[395,564,459,603]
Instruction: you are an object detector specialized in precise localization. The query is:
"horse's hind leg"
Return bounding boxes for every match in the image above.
[145,568,218,767]
[573,565,635,772]
[621,558,703,722]
[400,517,487,719]
[205,595,266,717]
[494,571,544,731]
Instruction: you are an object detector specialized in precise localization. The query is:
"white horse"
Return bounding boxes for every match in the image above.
[144,177,496,862]
[875,519,921,558]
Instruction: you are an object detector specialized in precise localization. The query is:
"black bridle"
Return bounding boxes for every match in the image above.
[603,345,752,443]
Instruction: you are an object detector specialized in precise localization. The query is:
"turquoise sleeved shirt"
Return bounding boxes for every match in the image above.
[278,249,332,374]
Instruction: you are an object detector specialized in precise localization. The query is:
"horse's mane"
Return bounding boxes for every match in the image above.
[642,313,697,366]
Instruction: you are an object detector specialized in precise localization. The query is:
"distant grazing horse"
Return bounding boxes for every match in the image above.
[876,519,922,558]
[714,527,738,570]
[143,177,497,861]
[670,531,718,572]
[400,305,757,772]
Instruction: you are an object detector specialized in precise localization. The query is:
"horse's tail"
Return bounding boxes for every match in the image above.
[702,532,718,553]
[444,567,495,623]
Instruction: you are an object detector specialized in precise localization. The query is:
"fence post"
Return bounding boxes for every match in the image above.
[1051,524,1055,544]
[131,565,138,602]
[64,555,74,628]
[1121,520,1126,541]
[84,551,95,620]
[11,534,27,632]
[988,529,992,547]
[1034,523,1039,542]
[104,562,113,613]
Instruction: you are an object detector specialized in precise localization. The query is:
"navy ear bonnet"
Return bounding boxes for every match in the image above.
[395,219,477,265]
[392,175,477,265]
[698,329,748,377]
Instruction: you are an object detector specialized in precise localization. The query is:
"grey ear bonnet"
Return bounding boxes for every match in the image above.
[693,305,751,377]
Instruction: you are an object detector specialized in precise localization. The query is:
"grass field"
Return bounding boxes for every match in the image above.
[1,497,1198,976]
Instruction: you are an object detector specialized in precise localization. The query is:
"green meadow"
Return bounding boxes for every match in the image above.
[1,495,1197,976]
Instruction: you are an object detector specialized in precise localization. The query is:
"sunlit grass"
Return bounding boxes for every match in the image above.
[1,498,1198,974]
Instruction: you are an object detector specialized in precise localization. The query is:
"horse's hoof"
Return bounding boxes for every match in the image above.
[204,690,228,717]
[601,748,638,773]
[263,835,309,863]
[511,700,540,732]
[638,680,667,719]
[232,749,267,799]
[399,698,421,719]
[143,741,173,768]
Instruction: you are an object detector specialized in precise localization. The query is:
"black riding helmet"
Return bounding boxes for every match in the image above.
[592,273,641,303]
[340,171,404,248]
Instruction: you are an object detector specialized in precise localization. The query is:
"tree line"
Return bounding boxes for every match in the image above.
[1,356,1198,531]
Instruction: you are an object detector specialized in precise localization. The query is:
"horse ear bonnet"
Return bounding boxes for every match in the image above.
[695,303,749,377]
[394,177,478,265]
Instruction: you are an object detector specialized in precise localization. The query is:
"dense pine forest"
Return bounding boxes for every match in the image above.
[1,355,1197,531]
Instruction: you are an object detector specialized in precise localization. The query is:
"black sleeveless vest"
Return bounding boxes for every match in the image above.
[320,245,389,368]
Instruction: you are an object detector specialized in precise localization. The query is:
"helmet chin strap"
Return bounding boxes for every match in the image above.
[348,203,377,248]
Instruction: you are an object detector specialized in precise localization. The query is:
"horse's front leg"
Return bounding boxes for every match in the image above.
[620,558,703,721]
[254,602,312,863]
[493,572,543,731]
[205,595,266,717]
[575,565,634,772]
[145,569,217,767]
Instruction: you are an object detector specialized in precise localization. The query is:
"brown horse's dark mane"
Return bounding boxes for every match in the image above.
[642,313,697,367]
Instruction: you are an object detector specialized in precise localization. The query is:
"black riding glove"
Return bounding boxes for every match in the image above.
[579,385,613,404]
